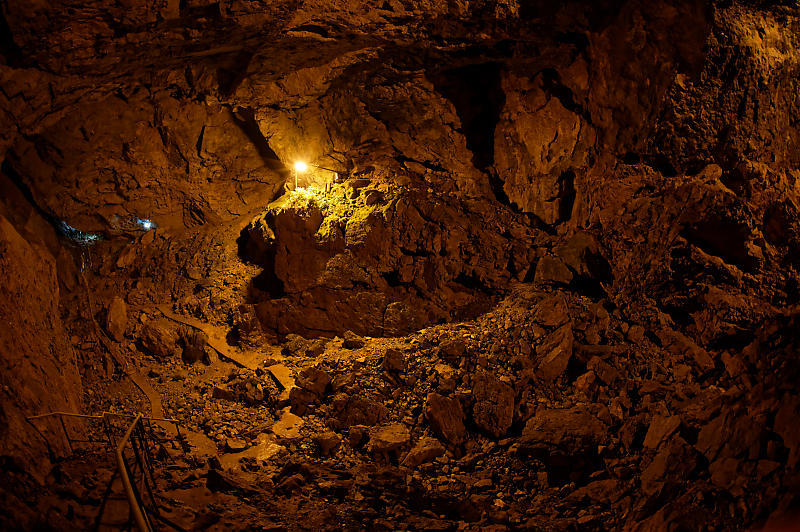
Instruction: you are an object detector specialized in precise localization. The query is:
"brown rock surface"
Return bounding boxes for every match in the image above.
[471,371,514,439]
[425,393,466,446]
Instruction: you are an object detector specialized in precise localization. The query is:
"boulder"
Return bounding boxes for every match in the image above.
[532,294,570,327]
[382,348,406,373]
[139,319,179,358]
[521,406,609,455]
[425,393,466,445]
[643,415,681,450]
[179,326,209,364]
[332,394,389,428]
[471,372,515,439]
[313,431,342,456]
[534,256,573,286]
[640,436,699,496]
[342,330,366,349]
[296,366,331,397]
[402,437,446,468]
[369,423,411,455]
[105,296,127,341]
[536,323,573,381]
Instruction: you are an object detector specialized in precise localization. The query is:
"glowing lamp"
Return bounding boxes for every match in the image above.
[142,220,152,230]
[294,161,308,172]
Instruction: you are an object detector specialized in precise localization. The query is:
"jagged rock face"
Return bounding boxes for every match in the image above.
[0,210,81,480]
[239,181,542,337]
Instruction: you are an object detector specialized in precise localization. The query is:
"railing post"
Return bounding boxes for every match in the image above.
[59,416,73,454]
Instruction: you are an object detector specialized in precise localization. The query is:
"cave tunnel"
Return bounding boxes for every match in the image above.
[2,0,800,530]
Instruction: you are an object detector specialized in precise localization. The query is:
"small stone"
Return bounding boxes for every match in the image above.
[267,364,295,402]
[473,478,493,490]
[437,338,466,360]
[369,423,411,454]
[282,334,311,356]
[575,371,598,397]
[587,356,619,384]
[314,431,342,456]
[364,189,385,205]
[402,437,445,468]
[626,325,645,343]
[225,438,247,452]
[348,425,368,448]
[382,348,406,373]
[212,386,236,402]
[342,330,365,349]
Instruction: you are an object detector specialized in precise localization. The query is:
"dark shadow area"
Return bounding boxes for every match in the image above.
[231,107,288,175]
[429,62,505,170]
[236,224,285,299]
[0,4,24,68]
[218,50,255,96]
[681,219,758,272]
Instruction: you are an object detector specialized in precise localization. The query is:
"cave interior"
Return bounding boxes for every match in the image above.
[2,0,800,530]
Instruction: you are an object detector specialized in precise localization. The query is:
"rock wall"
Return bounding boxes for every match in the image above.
[0,193,82,480]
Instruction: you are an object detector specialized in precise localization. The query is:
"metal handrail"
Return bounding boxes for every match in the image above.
[27,411,185,531]
[116,414,152,532]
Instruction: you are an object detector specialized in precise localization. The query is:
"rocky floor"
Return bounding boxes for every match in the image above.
[21,269,799,530]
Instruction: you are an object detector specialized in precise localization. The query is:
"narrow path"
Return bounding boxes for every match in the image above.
[157,304,266,370]
[80,255,164,418]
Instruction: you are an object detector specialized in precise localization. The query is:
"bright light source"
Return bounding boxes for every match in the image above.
[141,220,152,230]
[294,161,309,172]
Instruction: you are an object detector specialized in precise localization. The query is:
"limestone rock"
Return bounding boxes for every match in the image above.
[425,393,466,446]
[534,256,573,286]
[471,372,514,439]
[272,409,304,440]
[139,319,179,358]
[369,423,411,454]
[105,296,127,341]
[643,415,682,450]
[536,323,574,381]
[402,437,446,468]
[556,232,609,280]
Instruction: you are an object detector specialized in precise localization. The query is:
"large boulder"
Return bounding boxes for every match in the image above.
[105,296,127,341]
[139,319,179,358]
[471,372,515,439]
[425,393,466,446]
